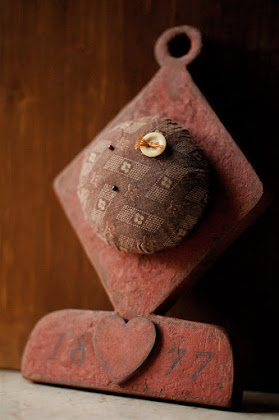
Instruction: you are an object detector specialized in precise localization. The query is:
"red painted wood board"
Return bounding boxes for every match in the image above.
[21,309,238,408]
[54,26,268,319]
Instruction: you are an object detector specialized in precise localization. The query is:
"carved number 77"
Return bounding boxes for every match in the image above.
[165,348,215,380]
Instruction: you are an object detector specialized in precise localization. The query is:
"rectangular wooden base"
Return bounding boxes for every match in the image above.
[21,310,240,408]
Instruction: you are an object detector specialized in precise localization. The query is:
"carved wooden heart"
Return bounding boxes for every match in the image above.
[93,315,156,384]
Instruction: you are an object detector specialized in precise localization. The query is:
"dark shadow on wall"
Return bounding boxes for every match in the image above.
[168,36,279,393]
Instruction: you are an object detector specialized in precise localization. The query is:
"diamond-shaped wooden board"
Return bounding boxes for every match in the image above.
[54,26,268,319]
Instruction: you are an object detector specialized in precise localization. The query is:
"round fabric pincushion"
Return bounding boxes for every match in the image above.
[78,116,211,254]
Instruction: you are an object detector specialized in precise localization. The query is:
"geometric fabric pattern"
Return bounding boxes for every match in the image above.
[78,116,211,253]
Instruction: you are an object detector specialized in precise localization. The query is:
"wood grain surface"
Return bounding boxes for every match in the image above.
[1,0,279,392]
[21,310,235,407]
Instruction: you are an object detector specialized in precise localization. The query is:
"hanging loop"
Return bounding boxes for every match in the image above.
[155,25,202,67]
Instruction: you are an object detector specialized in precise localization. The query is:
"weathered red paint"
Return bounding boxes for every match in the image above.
[21,25,270,408]
[93,315,156,384]
[54,26,269,320]
[21,310,237,408]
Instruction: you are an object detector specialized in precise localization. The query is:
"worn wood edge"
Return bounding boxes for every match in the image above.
[53,58,268,319]
[53,176,269,319]
[21,309,237,408]
[156,188,272,316]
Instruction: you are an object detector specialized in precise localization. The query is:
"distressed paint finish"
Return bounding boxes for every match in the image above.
[21,26,271,407]
[54,26,268,320]
[93,315,156,384]
[21,310,236,408]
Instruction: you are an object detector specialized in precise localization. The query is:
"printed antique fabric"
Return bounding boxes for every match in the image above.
[78,116,211,254]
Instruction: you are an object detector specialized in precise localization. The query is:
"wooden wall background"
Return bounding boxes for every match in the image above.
[1,0,279,392]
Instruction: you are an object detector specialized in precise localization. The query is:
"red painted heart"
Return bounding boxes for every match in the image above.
[93,315,156,384]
